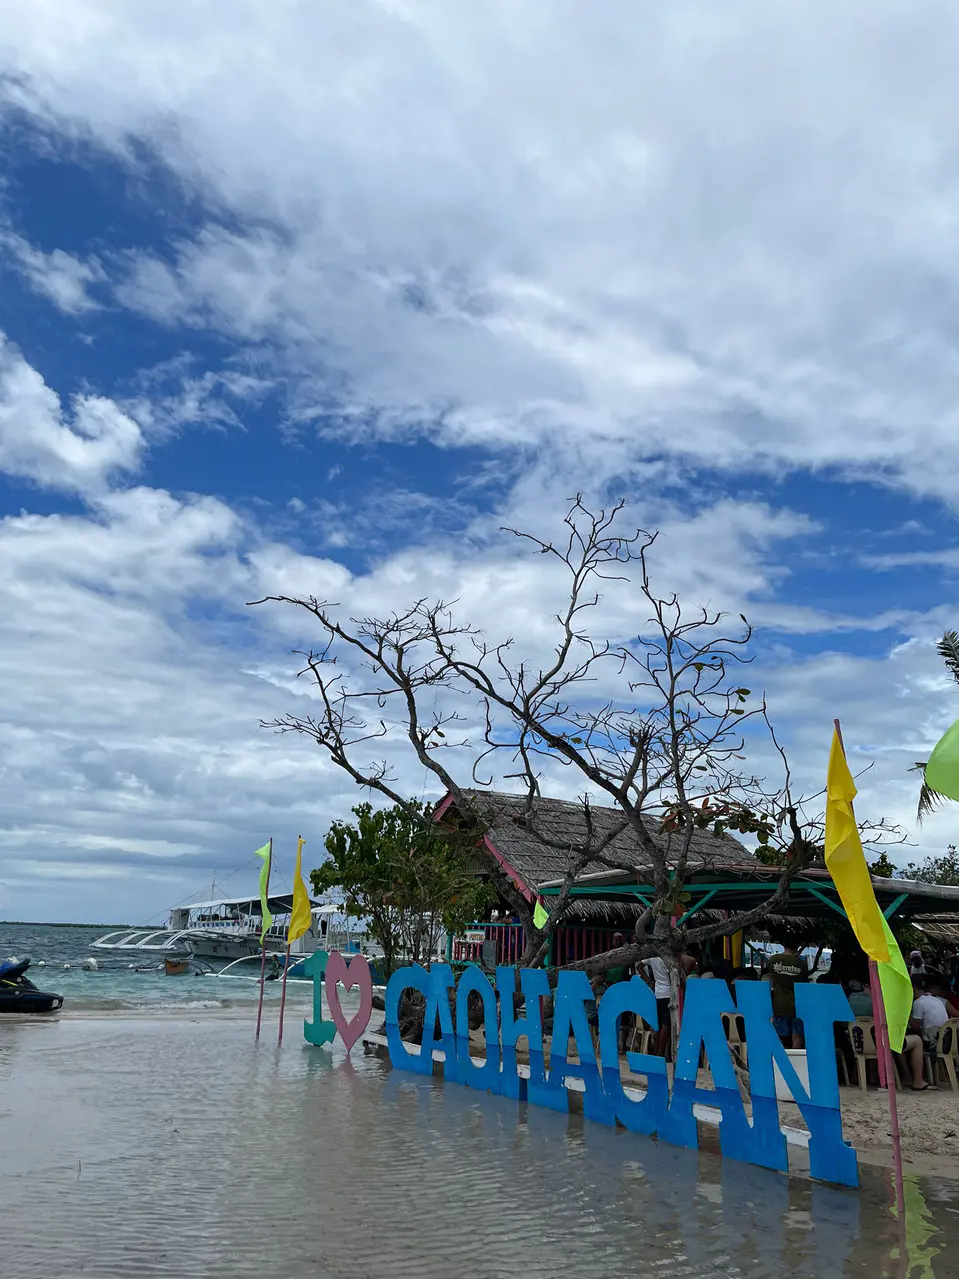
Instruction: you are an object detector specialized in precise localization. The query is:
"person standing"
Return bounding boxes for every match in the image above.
[605,932,630,985]
[643,954,673,1058]
[765,944,809,1048]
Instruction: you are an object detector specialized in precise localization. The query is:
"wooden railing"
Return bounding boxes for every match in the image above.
[452,922,628,967]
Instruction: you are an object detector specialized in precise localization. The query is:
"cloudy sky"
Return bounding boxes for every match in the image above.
[2,1,959,924]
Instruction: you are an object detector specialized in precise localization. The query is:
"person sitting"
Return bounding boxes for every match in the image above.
[845,978,874,1018]
[893,1029,937,1091]
[913,978,950,1050]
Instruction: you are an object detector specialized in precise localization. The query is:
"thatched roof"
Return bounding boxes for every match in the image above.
[439,788,757,897]
[913,914,959,943]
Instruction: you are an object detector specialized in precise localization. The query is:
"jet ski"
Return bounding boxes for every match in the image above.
[0,959,64,1013]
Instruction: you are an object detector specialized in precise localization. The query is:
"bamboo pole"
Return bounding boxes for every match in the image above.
[254,836,272,1042]
[834,720,904,1217]
[277,941,293,1046]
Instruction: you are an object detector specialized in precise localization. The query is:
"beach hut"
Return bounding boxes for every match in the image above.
[436,788,959,967]
[435,788,759,966]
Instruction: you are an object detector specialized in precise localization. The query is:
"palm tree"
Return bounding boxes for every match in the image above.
[915,631,959,820]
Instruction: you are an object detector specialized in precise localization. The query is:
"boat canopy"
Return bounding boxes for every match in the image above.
[180,893,320,914]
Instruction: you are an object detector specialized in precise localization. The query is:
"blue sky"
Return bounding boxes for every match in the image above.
[2,2,959,923]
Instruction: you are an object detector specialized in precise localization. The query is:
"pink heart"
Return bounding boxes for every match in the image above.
[324,952,373,1052]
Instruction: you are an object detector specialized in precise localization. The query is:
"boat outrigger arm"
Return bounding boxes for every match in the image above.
[93,928,220,952]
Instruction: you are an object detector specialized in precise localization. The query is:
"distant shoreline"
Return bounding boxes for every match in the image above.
[0,920,136,929]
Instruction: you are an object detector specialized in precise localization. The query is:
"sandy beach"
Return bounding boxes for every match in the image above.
[3,1013,953,1278]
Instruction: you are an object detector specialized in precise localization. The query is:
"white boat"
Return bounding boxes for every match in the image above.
[93,895,339,962]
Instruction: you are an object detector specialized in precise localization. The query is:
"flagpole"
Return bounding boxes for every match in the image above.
[277,941,292,1046]
[277,836,307,1047]
[255,836,272,1042]
[834,720,905,1216]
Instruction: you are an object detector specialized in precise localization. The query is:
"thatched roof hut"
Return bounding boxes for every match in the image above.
[436,787,959,934]
[435,788,756,927]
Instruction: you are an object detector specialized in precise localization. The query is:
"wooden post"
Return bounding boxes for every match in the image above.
[254,836,272,1042]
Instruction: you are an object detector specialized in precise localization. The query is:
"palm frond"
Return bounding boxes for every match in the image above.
[938,631,959,686]
[914,762,948,822]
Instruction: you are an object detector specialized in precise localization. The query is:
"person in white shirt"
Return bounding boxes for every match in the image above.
[642,955,672,1058]
[912,982,949,1047]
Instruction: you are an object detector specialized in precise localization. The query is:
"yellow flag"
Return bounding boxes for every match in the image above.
[255,841,273,942]
[824,730,890,964]
[877,914,913,1053]
[288,837,312,944]
[533,900,549,929]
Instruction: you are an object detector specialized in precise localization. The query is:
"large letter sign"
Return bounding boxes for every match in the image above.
[305,957,859,1187]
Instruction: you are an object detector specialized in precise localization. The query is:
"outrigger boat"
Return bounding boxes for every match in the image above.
[0,959,64,1013]
[93,893,337,962]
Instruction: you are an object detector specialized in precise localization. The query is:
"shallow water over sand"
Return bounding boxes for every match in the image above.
[1,1017,956,1278]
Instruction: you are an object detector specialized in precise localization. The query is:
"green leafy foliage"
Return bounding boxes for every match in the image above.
[915,630,959,821]
[867,852,899,880]
[310,799,495,976]
[901,843,959,887]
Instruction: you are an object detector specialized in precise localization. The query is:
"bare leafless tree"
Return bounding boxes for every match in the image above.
[251,496,900,982]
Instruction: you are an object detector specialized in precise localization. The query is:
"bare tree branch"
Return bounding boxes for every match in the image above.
[252,495,903,978]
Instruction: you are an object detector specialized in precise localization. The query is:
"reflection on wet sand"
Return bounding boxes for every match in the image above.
[0,1016,954,1278]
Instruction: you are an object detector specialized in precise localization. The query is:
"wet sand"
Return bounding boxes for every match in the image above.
[2,1014,957,1278]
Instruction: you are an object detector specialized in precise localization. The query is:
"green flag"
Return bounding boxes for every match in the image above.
[924,717,959,802]
[255,841,273,941]
[877,914,912,1053]
[533,900,548,929]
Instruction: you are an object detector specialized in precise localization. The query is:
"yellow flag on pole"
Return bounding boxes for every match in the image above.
[824,729,912,1050]
[533,900,549,929]
[877,913,913,1053]
[824,730,889,963]
[288,837,312,944]
[255,841,272,942]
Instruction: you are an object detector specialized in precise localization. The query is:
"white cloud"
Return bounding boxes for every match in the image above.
[0,230,105,313]
[0,488,358,922]
[4,4,959,922]
[0,334,143,493]
[5,3,959,496]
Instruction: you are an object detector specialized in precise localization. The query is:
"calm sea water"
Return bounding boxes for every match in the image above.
[0,921,313,1015]
[0,1016,955,1278]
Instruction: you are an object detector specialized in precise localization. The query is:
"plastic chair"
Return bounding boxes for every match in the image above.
[932,1018,959,1091]
[627,1020,655,1055]
[848,1018,904,1092]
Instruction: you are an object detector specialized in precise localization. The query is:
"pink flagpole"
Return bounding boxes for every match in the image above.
[869,956,905,1216]
[277,941,292,1046]
[254,836,272,1042]
[868,963,887,1088]
[834,720,904,1217]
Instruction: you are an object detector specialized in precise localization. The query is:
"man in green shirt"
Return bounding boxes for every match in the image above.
[766,945,809,1048]
[605,932,630,985]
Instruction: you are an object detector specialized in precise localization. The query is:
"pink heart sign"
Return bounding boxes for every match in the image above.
[324,952,373,1052]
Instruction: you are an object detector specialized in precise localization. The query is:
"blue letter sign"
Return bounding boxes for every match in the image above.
[306,957,859,1187]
